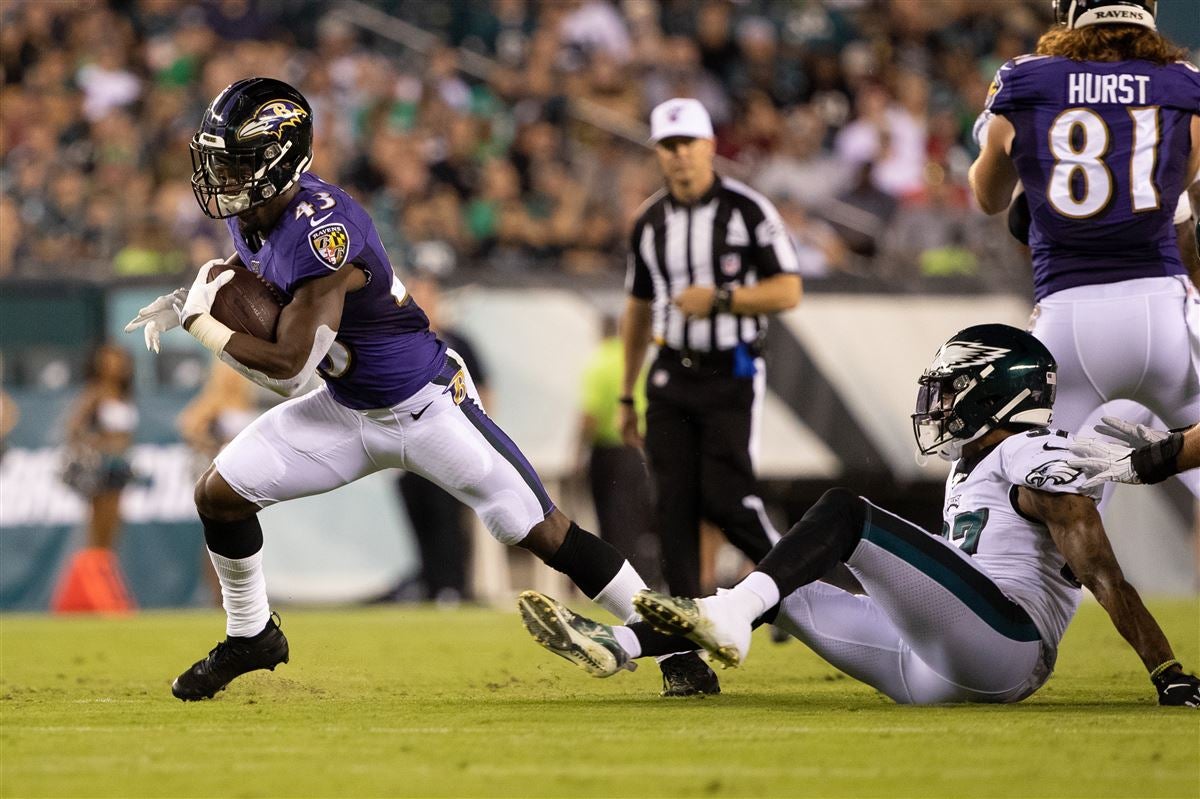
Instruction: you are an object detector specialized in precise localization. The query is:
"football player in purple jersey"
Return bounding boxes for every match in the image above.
[969,0,1200,445]
[125,78,651,701]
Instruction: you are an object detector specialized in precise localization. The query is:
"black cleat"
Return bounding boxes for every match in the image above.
[659,651,720,697]
[171,613,289,701]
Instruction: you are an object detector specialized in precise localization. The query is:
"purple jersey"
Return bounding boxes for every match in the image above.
[986,55,1200,300]
[225,173,445,409]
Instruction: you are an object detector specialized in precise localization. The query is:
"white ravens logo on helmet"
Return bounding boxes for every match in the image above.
[237,100,309,141]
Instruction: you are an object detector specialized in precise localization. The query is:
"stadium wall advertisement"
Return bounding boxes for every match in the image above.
[0,391,207,610]
[0,390,420,610]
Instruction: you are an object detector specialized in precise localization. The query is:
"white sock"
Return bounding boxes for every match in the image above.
[208,549,270,637]
[722,571,781,624]
[592,561,648,624]
[611,625,641,659]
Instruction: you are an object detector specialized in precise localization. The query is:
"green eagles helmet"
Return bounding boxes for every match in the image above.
[913,324,1057,459]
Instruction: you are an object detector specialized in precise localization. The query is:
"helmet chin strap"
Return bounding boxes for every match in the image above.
[938,438,968,461]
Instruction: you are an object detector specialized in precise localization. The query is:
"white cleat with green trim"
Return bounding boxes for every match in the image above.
[633,589,751,669]
[518,591,637,678]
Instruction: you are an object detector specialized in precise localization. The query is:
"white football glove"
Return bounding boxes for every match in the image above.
[1092,415,1169,448]
[123,288,188,353]
[1066,438,1139,488]
[181,259,236,326]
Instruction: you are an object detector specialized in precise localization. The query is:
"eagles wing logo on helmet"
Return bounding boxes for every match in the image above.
[931,341,1011,371]
[237,100,310,141]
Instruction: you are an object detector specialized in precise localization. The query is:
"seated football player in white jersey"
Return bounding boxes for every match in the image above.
[517,325,1200,707]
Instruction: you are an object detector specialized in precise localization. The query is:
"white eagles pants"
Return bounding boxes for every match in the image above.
[774,501,1049,705]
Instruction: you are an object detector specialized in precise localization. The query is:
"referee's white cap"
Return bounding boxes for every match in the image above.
[649,98,714,143]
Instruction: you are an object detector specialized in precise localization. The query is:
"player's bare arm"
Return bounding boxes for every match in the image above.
[1016,487,1177,674]
[1178,220,1200,284]
[673,273,801,317]
[968,114,1018,215]
[1186,115,1200,186]
[1188,148,1200,270]
[205,265,364,379]
[619,296,652,449]
[1175,425,1200,473]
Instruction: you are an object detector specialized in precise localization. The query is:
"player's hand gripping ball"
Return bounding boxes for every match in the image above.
[201,259,287,341]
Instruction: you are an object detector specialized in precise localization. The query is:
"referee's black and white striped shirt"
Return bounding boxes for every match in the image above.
[625,175,801,353]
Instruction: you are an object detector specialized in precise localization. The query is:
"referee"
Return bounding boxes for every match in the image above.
[620,98,802,696]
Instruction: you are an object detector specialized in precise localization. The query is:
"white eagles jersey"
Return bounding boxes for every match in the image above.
[942,428,1102,657]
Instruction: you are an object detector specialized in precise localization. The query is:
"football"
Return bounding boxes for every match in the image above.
[206,262,287,341]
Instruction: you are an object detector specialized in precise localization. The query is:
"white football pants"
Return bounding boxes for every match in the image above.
[214,352,553,545]
[1030,275,1200,436]
[774,502,1049,705]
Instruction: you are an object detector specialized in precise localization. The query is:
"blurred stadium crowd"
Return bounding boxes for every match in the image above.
[1,0,1177,288]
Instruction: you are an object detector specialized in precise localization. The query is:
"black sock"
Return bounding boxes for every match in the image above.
[755,487,866,597]
[200,513,263,559]
[630,621,695,658]
[545,522,626,598]
[630,610,780,659]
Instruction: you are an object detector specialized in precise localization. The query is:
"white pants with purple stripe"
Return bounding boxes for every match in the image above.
[214,353,553,545]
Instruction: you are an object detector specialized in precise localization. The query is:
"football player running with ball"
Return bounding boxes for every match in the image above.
[126,78,651,701]
[519,325,1200,707]
[968,0,1200,440]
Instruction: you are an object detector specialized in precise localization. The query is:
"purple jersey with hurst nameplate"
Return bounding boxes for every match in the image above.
[986,55,1200,301]
[224,172,445,409]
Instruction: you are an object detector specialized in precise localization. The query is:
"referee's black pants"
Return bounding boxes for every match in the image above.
[588,444,660,585]
[644,354,776,597]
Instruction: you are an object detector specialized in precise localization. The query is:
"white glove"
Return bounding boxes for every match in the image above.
[123,288,188,353]
[1066,438,1139,488]
[1093,416,1168,448]
[181,259,236,326]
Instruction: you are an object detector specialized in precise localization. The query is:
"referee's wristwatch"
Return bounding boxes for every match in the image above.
[713,287,734,314]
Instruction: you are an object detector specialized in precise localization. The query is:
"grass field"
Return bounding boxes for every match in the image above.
[2,599,1198,799]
